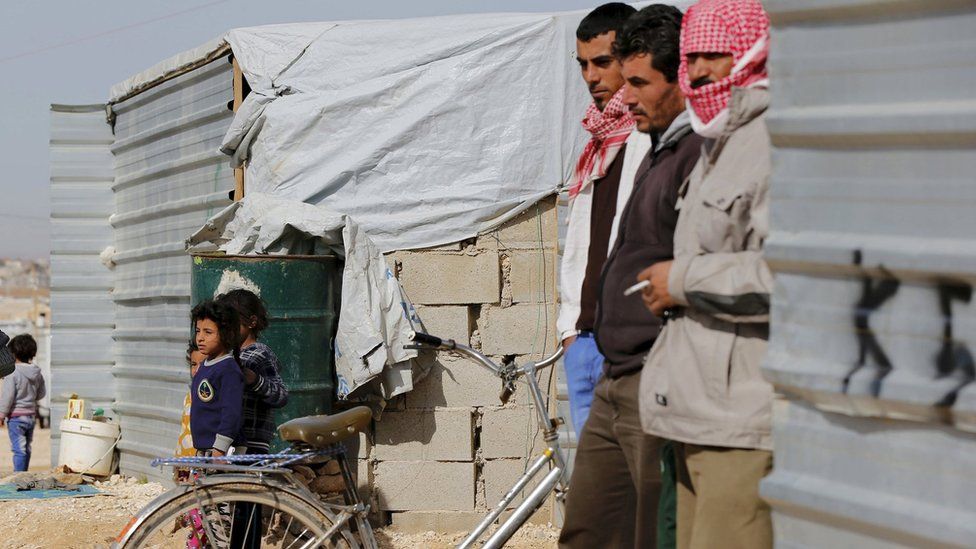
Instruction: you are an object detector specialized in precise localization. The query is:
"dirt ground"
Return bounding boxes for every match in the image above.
[0,427,556,548]
[374,524,558,549]
[0,474,167,549]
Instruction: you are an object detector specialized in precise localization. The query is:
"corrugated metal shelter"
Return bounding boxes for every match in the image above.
[109,55,235,479]
[49,105,116,457]
[761,1,976,546]
[49,56,236,479]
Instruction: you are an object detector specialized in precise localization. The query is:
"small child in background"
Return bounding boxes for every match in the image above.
[190,300,245,457]
[175,341,216,547]
[174,341,207,481]
[0,334,46,471]
[216,289,288,454]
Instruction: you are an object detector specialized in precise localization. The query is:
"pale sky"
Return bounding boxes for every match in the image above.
[0,0,600,260]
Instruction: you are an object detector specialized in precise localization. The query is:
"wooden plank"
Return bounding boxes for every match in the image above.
[232,56,245,201]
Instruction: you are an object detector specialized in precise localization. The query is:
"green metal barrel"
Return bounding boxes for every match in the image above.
[190,253,341,451]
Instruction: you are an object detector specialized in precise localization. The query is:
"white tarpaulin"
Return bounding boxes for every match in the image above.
[186,193,420,400]
[220,12,591,252]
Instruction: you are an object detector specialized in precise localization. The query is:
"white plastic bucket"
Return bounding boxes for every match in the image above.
[58,418,120,476]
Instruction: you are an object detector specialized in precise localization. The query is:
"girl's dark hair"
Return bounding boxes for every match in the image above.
[216,289,270,339]
[9,334,37,363]
[191,299,242,364]
[186,339,199,364]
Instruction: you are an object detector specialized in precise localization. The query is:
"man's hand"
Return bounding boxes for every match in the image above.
[561,336,577,350]
[637,260,675,317]
[211,449,225,457]
[243,367,258,386]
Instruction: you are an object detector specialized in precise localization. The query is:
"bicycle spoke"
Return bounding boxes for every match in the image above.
[284,528,312,549]
[272,511,297,549]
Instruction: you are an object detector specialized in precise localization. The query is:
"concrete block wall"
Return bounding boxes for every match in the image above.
[361,197,560,530]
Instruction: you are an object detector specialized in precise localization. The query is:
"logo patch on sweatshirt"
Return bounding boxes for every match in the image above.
[197,379,215,402]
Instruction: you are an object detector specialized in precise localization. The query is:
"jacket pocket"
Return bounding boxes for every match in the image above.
[694,318,736,400]
[696,182,751,253]
[641,332,671,410]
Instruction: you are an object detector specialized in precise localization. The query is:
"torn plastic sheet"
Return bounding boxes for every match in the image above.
[186,193,424,400]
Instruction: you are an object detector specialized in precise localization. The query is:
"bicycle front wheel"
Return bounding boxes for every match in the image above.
[115,478,363,548]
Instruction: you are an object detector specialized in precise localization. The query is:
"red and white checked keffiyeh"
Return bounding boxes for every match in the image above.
[568,88,634,200]
[679,0,770,132]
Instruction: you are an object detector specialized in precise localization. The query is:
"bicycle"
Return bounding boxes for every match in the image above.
[113,331,566,549]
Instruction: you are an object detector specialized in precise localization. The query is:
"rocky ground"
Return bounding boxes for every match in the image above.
[0,474,166,549]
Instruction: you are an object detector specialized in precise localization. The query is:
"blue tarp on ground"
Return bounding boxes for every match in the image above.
[0,483,101,501]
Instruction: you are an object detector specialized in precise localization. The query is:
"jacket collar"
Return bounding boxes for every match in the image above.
[653,109,693,153]
[724,86,769,135]
[701,86,769,165]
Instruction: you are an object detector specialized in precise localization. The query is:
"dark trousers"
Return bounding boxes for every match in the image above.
[230,447,263,549]
[658,441,678,549]
[559,370,663,548]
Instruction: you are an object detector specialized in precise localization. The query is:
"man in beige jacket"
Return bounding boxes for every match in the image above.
[635,1,775,548]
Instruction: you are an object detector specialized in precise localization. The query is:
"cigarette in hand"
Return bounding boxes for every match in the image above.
[623,280,650,297]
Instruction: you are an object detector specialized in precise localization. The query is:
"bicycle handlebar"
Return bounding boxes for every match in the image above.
[407,331,451,349]
[534,346,564,369]
[407,330,564,423]
[406,331,562,377]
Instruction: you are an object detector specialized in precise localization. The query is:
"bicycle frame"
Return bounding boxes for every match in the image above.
[406,332,567,549]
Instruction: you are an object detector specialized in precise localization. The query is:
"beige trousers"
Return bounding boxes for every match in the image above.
[675,442,773,549]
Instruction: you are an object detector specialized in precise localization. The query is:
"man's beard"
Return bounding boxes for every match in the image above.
[690,76,712,89]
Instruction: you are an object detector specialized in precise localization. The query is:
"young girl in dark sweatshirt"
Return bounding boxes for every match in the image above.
[190,300,244,456]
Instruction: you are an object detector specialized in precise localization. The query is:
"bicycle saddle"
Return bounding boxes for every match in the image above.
[278,406,372,448]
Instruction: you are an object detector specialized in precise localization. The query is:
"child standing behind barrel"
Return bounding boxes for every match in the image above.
[216,289,288,454]
[190,300,245,457]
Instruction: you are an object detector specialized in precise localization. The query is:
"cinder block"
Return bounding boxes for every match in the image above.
[492,199,557,249]
[336,428,372,460]
[480,304,559,356]
[509,250,557,304]
[483,458,546,508]
[481,406,544,459]
[408,354,528,408]
[388,511,486,533]
[415,305,471,345]
[374,461,476,511]
[374,408,474,461]
[357,431,372,459]
[426,241,463,251]
[397,252,500,305]
[389,508,550,534]
[356,459,371,500]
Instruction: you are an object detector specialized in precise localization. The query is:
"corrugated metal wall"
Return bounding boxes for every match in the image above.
[109,56,234,480]
[761,1,976,546]
[49,104,116,459]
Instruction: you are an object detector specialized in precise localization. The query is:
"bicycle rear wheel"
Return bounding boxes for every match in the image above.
[116,479,363,548]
